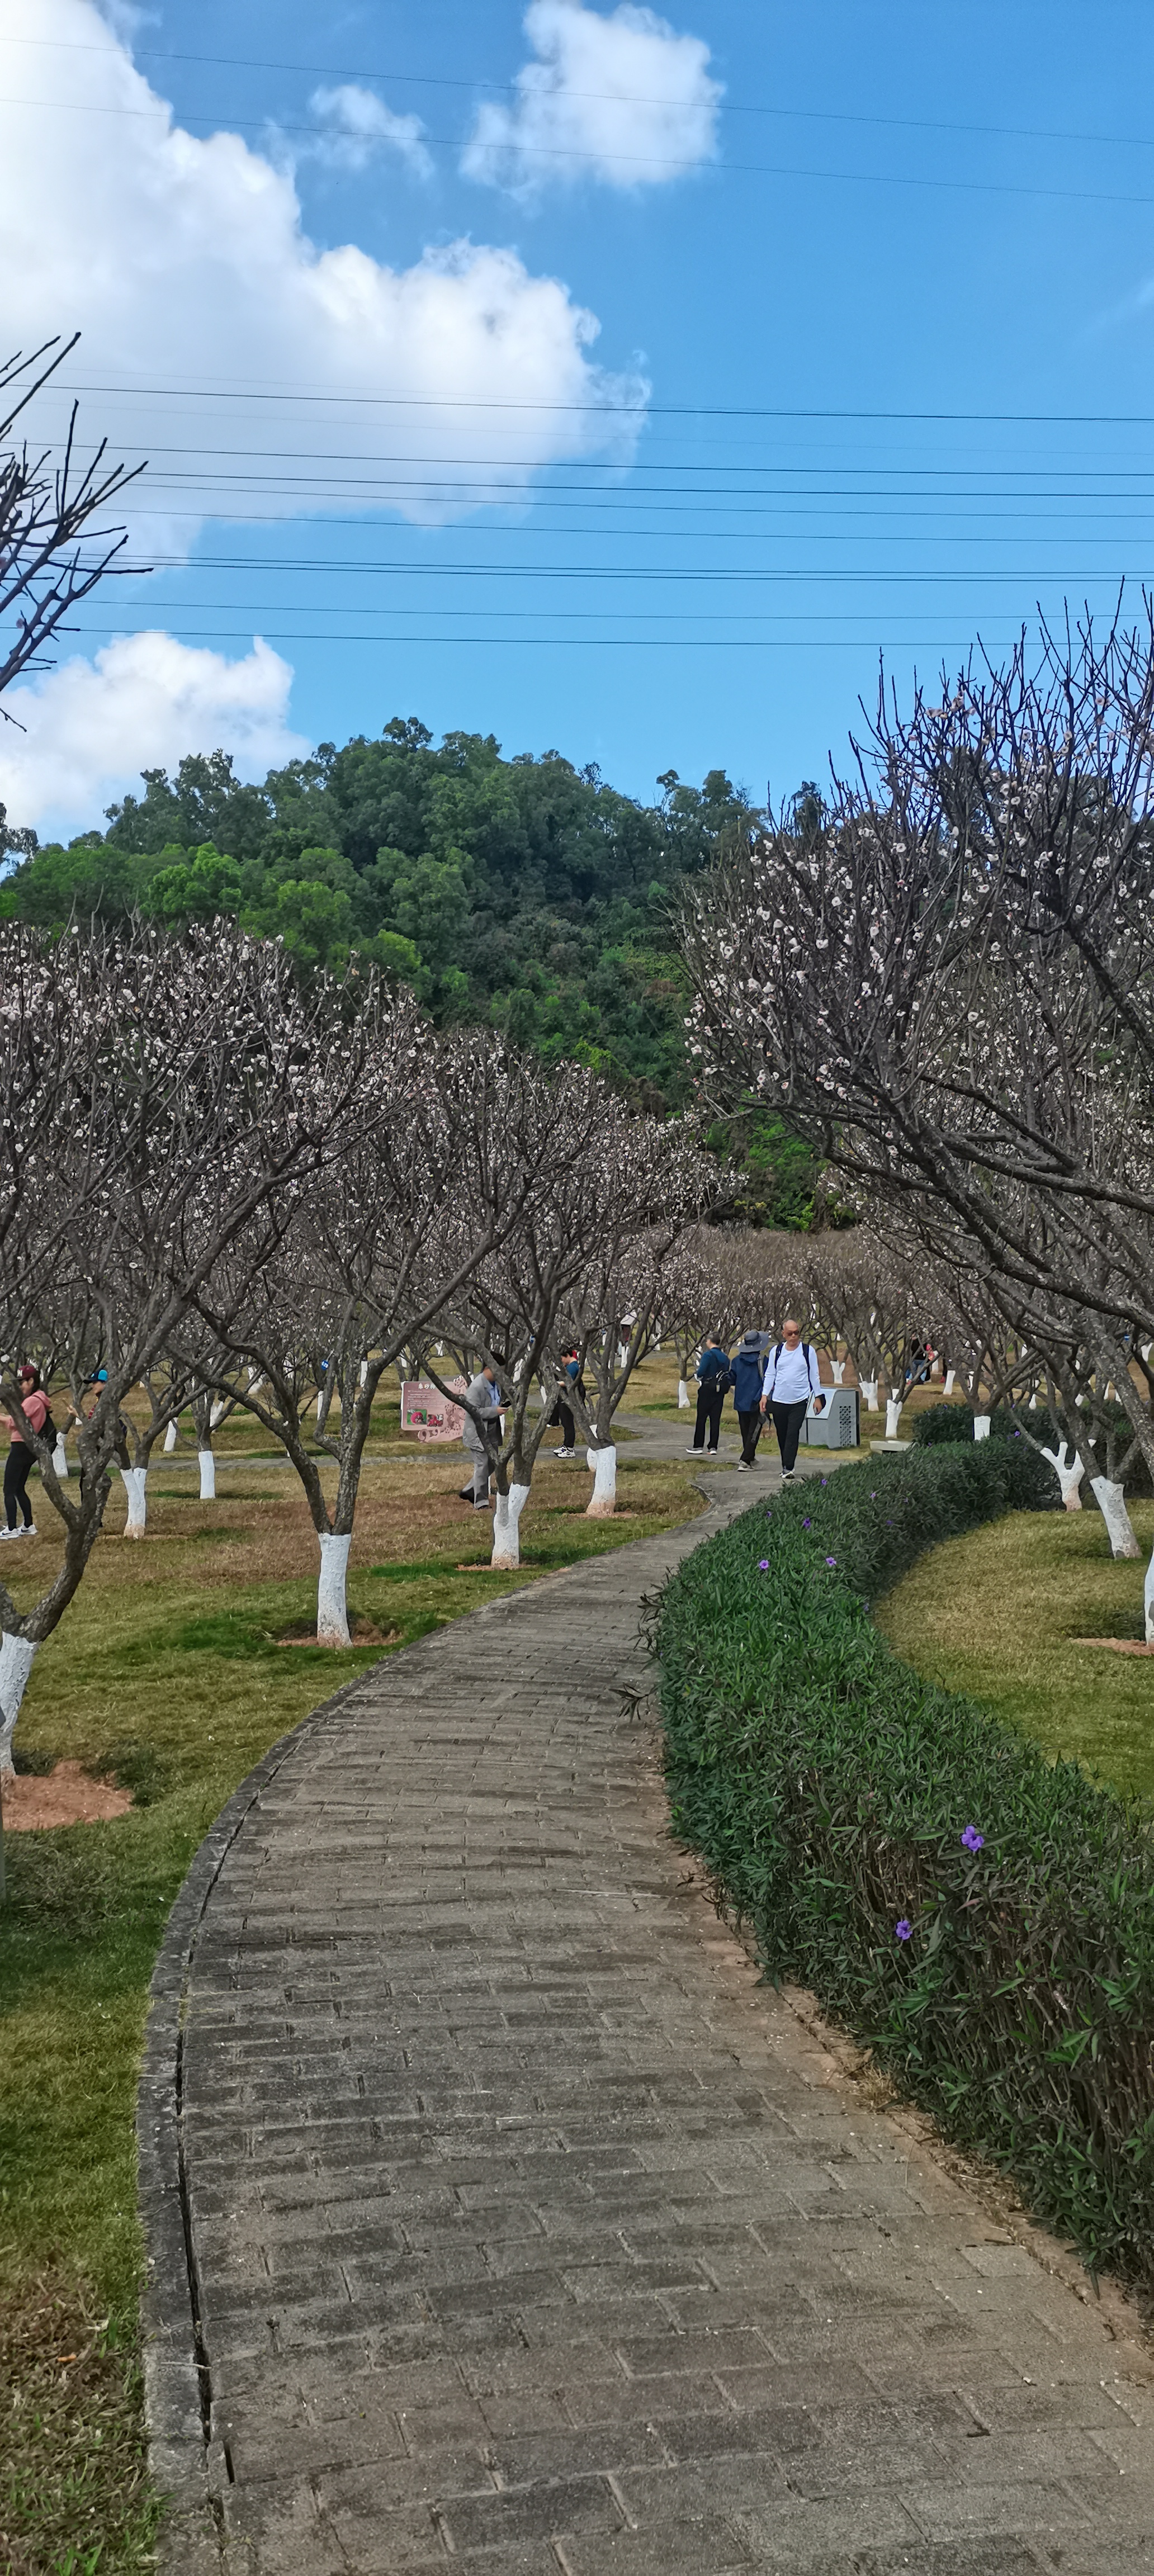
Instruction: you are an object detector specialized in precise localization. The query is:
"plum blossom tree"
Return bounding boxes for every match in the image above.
[679,606,1154,1609]
[189,1025,583,1635]
[0,920,371,1772]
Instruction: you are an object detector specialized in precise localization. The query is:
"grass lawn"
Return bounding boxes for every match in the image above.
[0,1436,703,2575]
[874,1499,1154,1802]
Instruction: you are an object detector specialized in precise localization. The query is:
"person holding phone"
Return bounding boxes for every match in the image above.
[759,1319,824,1483]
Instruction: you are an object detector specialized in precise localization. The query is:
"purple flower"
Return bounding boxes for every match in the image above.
[870,1490,876,1498]
[895,1919,913,1942]
[802,1516,811,1529]
[825,1556,838,1568]
[961,1825,985,1853]
[758,1558,769,1570]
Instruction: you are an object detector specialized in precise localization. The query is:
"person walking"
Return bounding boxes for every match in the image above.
[760,1319,824,1481]
[0,1363,51,1539]
[458,1362,503,1509]
[731,1328,769,1469]
[686,1334,731,1457]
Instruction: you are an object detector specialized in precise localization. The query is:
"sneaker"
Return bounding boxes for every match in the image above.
[782,1469,794,1483]
[706,1447,718,1456]
[736,1460,748,1471]
[0,1526,18,1541]
[684,1446,702,1456]
[19,1523,36,1538]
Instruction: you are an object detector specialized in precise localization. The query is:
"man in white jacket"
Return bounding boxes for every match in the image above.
[759,1318,824,1482]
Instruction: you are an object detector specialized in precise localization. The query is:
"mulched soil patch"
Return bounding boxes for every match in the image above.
[2,1762,133,1832]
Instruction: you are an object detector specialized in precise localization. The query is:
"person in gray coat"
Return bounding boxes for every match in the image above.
[459,1363,503,1508]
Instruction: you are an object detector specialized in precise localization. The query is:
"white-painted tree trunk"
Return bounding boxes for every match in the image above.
[1029,1393,1038,1410]
[617,1343,629,1371]
[1091,1476,1141,1559]
[358,1359,368,1388]
[53,1432,69,1479]
[585,1444,617,1517]
[315,1386,326,1423]
[1042,1442,1084,1510]
[0,1631,38,1775]
[163,1418,178,1452]
[197,1449,216,1500]
[860,1377,879,1409]
[944,1368,956,1395]
[316,1531,352,1645]
[491,1482,531,1570]
[678,1379,690,1408]
[885,1396,903,1439]
[973,1414,991,1441]
[121,1465,148,1537]
[209,1398,226,1429]
[830,1360,846,1385]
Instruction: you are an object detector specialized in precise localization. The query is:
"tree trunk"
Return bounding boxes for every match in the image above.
[678,1379,690,1408]
[831,1360,846,1385]
[198,1449,216,1500]
[491,1483,531,1570]
[1090,1476,1141,1559]
[973,1414,991,1441]
[1042,1442,1084,1510]
[0,1632,38,1776]
[1144,1542,1154,1644]
[210,1398,226,1429]
[316,1531,352,1645]
[121,1465,148,1537]
[884,1396,903,1439]
[860,1377,879,1408]
[52,1432,69,1479]
[943,1368,956,1395]
[163,1418,178,1452]
[585,1445,617,1517]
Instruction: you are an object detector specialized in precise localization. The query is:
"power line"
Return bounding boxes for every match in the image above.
[15,90,1154,213]
[4,29,1153,165]
[50,380,1154,428]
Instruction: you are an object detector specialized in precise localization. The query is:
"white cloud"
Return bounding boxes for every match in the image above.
[0,633,307,840]
[462,0,721,196]
[0,0,647,546]
[308,84,433,179]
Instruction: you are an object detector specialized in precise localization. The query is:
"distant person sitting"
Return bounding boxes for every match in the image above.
[458,1363,503,1509]
[687,1334,731,1457]
[760,1319,824,1482]
[731,1328,769,1469]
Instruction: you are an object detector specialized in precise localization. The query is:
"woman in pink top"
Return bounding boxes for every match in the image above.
[0,1363,50,1540]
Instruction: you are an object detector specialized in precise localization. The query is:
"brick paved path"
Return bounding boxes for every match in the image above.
[141,1499,1154,2576]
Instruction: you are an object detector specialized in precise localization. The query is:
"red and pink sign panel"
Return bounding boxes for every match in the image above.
[400,1377,467,1444]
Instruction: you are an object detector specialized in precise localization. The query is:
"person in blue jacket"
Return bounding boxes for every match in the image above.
[731,1328,769,1469]
[686,1334,731,1457]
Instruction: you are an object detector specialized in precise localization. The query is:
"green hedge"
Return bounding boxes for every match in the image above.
[655,1441,1154,2288]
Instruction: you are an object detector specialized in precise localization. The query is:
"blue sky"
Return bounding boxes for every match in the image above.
[2,0,1154,835]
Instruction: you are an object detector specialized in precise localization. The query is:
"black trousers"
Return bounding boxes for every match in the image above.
[737,1405,763,1464]
[693,1388,724,1450]
[549,1401,576,1446]
[770,1398,809,1472]
[4,1441,34,1528]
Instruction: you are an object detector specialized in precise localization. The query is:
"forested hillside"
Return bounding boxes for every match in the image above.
[0,717,819,1222]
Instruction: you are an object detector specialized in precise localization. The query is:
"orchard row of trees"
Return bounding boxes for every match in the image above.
[0,918,726,1773]
[681,605,1154,1626]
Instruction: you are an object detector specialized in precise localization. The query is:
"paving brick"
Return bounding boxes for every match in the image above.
[142,1493,1154,2575]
